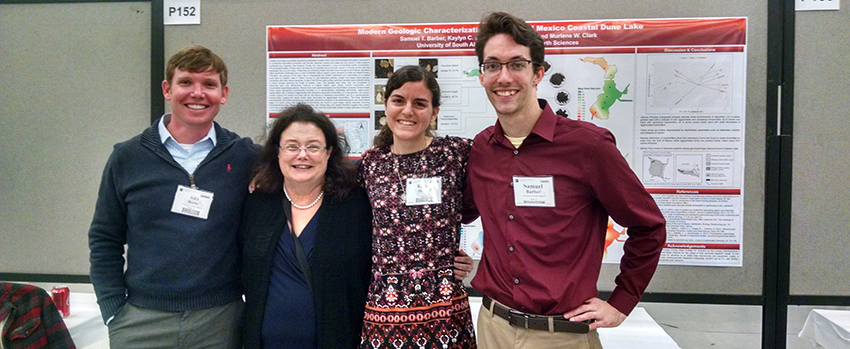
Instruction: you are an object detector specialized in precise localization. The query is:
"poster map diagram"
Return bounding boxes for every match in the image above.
[267,17,747,267]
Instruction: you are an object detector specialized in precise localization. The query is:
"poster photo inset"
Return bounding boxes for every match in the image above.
[549,71,566,88]
[542,60,553,75]
[556,109,570,118]
[418,58,438,78]
[374,110,386,131]
[375,84,386,105]
[375,58,394,79]
[555,90,571,105]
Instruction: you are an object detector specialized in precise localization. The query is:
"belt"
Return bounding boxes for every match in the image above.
[482,296,590,334]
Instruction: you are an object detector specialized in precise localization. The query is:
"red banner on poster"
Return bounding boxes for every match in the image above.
[268,18,746,53]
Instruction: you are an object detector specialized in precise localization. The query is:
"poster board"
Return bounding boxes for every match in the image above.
[266,18,748,267]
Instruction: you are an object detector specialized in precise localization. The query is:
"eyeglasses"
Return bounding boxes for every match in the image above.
[480,60,535,74]
[279,144,327,155]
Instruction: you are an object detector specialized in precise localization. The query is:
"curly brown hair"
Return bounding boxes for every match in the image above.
[252,103,357,202]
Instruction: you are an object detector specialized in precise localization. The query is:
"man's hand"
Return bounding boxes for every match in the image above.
[453,250,474,281]
[563,297,626,331]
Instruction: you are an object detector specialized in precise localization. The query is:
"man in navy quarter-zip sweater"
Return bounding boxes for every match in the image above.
[88,45,256,349]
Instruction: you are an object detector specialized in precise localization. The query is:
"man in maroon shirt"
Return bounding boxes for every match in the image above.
[466,12,667,348]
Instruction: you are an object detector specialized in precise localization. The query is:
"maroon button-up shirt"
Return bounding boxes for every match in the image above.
[467,99,666,316]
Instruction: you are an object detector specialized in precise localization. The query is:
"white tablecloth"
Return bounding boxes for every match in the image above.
[63,292,108,349]
[799,309,850,349]
[469,297,681,348]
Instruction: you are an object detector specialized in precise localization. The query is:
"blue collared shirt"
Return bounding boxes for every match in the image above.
[158,114,217,174]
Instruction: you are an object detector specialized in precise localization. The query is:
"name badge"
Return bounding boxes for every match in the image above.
[405,177,442,206]
[513,176,555,207]
[171,185,214,219]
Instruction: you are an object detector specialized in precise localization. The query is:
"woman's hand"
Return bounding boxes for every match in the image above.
[453,250,474,281]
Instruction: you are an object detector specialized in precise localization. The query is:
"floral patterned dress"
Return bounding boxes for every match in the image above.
[358,136,476,349]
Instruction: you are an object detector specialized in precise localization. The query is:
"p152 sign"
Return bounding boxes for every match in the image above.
[164,0,200,25]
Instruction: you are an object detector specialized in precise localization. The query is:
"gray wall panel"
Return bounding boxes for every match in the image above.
[790,2,850,296]
[0,2,151,275]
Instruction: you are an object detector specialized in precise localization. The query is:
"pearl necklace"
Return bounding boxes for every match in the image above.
[283,185,324,210]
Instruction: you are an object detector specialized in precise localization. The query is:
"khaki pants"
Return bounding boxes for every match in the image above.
[477,302,603,349]
[108,300,243,349]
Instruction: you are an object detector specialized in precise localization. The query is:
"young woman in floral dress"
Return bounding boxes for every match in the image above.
[359,65,477,349]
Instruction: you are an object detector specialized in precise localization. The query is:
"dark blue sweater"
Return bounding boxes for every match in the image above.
[241,189,373,349]
[88,118,257,323]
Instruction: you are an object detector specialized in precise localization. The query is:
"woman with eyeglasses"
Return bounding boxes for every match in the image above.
[358,65,478,348]
[240,103,373,349]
